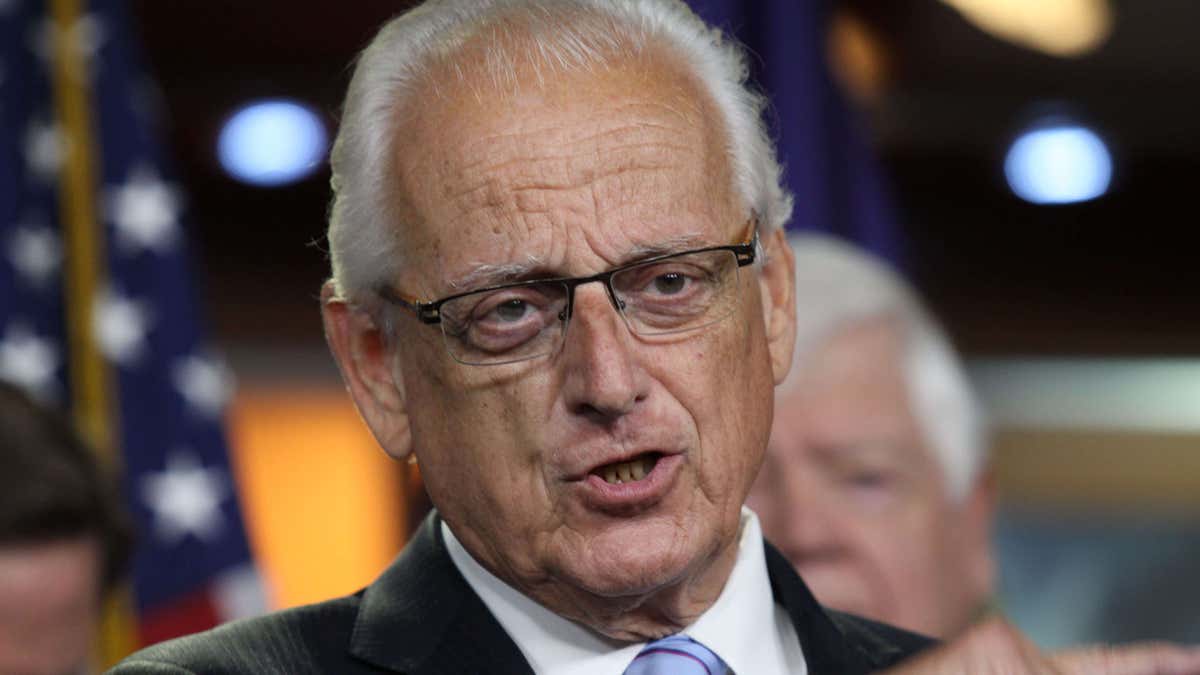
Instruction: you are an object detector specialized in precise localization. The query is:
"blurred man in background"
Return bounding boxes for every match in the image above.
[746,236,1200,675]
[303,218,1200,667]
[748,233,995,638]
[0,383,133,675]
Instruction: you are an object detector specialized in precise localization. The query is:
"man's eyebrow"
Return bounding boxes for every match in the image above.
[446,256,548,292]
[443,231,711,293]
[624,232,711,261]
[818,440,913,467]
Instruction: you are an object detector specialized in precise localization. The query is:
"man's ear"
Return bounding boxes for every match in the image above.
[963,466,998,603]
[758,228,797,385]
[320,280,413,461]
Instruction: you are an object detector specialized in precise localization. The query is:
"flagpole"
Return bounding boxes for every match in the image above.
[49,0,139,665]
[52,0,109,452]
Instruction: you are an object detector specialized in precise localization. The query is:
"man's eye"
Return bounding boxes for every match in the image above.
[839,470,899,512]
[491,299,532,322]
[457,291,558,356]
[652,272,688,295]
[849,472,891,490]
[469,291,561,334]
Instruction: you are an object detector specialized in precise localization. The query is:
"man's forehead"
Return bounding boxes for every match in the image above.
[403,39,714,156]
[393,50,741,295]
[398,68,723,204]
[774,326,942,470]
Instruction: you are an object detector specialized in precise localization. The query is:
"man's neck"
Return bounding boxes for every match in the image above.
[446,522,744,642]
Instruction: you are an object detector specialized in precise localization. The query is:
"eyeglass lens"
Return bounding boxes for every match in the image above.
[437,249,741,365]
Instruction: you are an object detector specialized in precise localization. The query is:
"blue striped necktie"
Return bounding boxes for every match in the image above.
[623,635,729,675]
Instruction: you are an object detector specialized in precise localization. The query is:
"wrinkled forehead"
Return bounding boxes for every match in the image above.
[390,43,743,296]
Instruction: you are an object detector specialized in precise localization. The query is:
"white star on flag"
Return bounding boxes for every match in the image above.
[0,0,16,15]
[0,323,60,402]
[106,165,181,254]
[140,450,229,544]
[92,289,152,365]
[213,565,268,622]
[24,119,66,182]
[172,353,235,418]
[7,220,62,289]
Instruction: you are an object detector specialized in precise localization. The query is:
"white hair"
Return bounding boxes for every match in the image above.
[327,0,793,299]
[786,233,988,501]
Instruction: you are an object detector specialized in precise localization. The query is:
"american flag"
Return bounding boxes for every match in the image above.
[0,0,264,663]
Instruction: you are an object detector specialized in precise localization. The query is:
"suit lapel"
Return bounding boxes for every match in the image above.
[348,512,534,675]
[764,540,881,675]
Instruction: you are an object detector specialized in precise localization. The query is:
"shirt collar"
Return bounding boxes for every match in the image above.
[442,508,806,675]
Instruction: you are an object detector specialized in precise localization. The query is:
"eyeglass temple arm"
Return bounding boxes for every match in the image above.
[732,213,760,266]
[377,285,443,324]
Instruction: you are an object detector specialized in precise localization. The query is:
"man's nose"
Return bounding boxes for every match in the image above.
[774,469,848,565]
[559,283,644,421]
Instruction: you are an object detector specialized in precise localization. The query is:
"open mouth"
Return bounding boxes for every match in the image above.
[589,452,662,485]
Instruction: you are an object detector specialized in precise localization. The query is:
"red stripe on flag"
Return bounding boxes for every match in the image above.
[138,589,221,647]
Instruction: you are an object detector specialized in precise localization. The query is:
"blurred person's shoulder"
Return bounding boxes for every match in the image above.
[828,609,939,667]
[108,593,365,674]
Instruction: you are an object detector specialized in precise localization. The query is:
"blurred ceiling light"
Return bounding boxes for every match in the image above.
[218,99,327,187]
[940,0,1114,57]
[1004,122,1112,204]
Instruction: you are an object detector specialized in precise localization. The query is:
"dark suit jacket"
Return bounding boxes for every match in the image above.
[111,512,934,674]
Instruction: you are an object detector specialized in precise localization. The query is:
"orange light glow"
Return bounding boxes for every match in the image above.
[227,386,406,609]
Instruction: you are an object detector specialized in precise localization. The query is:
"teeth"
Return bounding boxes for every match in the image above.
[630,459,645,481]
[598,455,657,485]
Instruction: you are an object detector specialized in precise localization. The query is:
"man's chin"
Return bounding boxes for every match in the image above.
[536,537,732,641]
[551,525,717,603]
[560,540,694,597]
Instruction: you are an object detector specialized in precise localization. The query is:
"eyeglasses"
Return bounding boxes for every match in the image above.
[377,217,758,366]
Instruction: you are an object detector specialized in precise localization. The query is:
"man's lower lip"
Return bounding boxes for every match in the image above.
[576,454,683,511]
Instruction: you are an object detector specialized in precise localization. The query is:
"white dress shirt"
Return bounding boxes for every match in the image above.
[443,508,808,675]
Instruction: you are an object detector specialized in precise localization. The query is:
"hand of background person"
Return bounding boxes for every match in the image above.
[882,618,1200,675]
[1053,641,1200,675]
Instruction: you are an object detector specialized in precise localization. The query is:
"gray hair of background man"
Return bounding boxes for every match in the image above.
[326,0,794,300]
[787,233,988,500]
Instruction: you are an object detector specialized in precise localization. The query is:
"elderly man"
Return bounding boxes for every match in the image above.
[747,234,994,639]
[114,1,1200,673]
[0,382,133,675]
